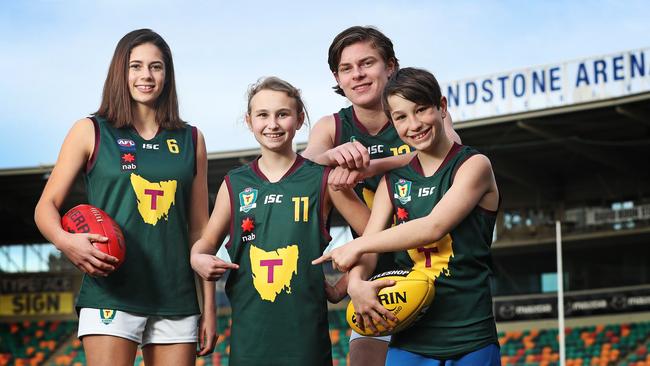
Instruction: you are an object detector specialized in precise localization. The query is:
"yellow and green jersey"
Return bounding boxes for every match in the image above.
[385,143,499,358]
[224,155,332,366]
[334,106,412,274]
[334,106,412,205]
[77,116,199,316]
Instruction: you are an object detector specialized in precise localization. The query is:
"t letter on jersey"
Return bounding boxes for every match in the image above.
[409,234,454,281]
[130,173,177,225]
[249,244,299,302]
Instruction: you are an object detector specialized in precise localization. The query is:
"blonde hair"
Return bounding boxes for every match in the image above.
[246,76,310,124]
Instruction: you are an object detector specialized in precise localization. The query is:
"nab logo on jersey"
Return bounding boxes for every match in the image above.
[396,207,409,223]
[241,217,256,242]
[121,153,137,171]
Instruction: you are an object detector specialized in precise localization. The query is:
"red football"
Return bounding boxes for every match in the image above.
[61,204,126,269]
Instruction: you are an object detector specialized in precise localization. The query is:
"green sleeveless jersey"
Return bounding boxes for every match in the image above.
[224,155,332,366]
[334,106,411,273]
[334,106,412,201]
[76,116,200,316]
[385,144,498,358]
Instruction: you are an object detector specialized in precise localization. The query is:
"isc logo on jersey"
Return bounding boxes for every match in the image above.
[367,145,384,155]
[349,136,384,155]
[263,194,283,204]
[142,143,159,150]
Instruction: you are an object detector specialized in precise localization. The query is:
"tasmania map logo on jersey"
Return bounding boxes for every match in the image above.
[239,187,258,213]
[394,179,412,205]
[409,234,454,281]
[130,173,177,225]
[249,244,299,302]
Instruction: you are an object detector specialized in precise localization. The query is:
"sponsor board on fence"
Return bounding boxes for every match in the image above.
[495,287,650,321]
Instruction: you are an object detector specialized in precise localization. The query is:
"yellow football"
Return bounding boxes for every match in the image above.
[346,269,435,336]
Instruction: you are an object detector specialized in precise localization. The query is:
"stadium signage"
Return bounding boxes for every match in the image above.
[0,275,75,317]
[586,204,650,225]
[564,203,650,226]
[443,47,650,122]
[494,287,650,321]
[0,292,74,316]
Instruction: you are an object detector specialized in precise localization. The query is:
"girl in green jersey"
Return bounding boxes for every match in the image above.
[190,77,369,366]
[35,29,216,366]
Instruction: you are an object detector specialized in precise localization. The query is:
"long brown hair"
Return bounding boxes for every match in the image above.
[95,29,183,129]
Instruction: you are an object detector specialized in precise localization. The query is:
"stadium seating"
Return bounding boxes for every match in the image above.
[329,309,351,366]
[2,315,648,365]
[0,320,77,366]
[499,321,650,366]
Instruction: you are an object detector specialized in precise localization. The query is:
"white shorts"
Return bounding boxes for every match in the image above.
[349,329,391,343]
[78,308,200,346]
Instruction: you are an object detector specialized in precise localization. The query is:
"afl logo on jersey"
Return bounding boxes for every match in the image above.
[116,138,136,152]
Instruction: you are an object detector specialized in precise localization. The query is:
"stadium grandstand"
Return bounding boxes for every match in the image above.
[2,47,650,365]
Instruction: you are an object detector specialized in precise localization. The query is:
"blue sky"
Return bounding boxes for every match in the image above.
[0,0,648,169]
